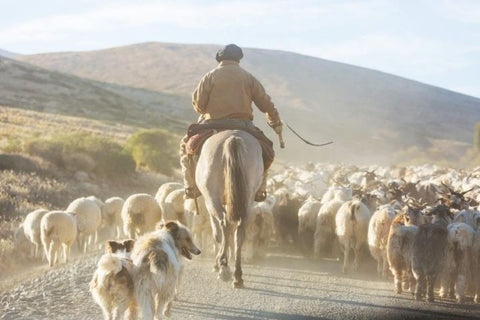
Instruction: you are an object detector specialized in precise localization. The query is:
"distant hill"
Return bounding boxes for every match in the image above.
[16,42,480,164]
[0,56,191,132]
[0,49,18,58]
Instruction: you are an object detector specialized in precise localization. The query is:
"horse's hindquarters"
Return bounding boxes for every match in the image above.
[195,130,263,287]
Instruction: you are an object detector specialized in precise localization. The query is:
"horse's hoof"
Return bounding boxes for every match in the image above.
[212,265,219,273]
[218,266,232,282]
[233,280,244,289]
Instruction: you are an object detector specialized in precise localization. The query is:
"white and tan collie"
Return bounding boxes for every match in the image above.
[90,239,136,320]
[131,221,201,319]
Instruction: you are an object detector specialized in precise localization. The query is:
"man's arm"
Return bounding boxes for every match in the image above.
[192,73,212,114]
[251,76,281,126]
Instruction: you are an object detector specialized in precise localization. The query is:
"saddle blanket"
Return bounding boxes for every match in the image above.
[186,127,274,170]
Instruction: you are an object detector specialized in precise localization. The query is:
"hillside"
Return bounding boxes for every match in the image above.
[16,42,480,164]
[0,49,18,58]
[0,56,192,133]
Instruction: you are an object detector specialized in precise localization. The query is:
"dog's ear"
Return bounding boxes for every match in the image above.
[164,221,179,238]
[123,239,135,252]
[106,240,121,253]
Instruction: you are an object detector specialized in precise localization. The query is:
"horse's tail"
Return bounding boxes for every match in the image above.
[224,136,248,223]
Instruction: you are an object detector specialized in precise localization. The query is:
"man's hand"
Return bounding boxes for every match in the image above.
[269,121,285,148]
[269,121,283,135]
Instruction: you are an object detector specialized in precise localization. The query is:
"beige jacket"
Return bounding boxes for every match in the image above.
[192,60,280,125]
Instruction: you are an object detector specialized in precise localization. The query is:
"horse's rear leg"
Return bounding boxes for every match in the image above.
[233,220,246,288]
[217,219,232,281]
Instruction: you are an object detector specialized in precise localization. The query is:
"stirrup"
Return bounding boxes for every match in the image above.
[255,191,267,202]
[184,187,201,199]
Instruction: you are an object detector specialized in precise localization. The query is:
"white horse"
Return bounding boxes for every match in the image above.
[196,130,263,288]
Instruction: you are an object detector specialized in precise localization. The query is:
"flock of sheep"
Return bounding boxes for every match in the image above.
[268,163,480,304]
[12,162,480,304]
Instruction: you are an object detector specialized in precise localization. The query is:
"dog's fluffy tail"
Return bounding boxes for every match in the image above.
[98,254,123,274]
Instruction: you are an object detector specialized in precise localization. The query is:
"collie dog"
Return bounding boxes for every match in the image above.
[131,221,201,319]
[90,239,136,320]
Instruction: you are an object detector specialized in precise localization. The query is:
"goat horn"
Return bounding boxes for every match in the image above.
[461,187,474,195]
[441,182,455,194]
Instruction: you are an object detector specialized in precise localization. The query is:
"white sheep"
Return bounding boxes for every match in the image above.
[154,182,182,214]
[104,197,125,238]
[122,193,162,239]
[387,214,418,294]
[473,225,480,303]
[40,211,77,267]
[66,197,102,253]
[244,200,275,262]
[298,197,321,256]
[13,223,32,260]
[86,195,105,213]
[321,185,352,204]
[440,222,475,303]
[163,189,187,225]
[335,198,371,273]
[184,196,214,256]
[368,204,397,277]
[314,190,352,258]
[23,208,49,259]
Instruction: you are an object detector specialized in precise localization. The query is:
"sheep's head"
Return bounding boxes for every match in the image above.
[364,170,376,181]
[404,205,426,226]
[440,182,473,210]
[402,197,427,226]
[427,204,454,226]
[387,186,403,202]
[399,180,420,197]
[361,193,378,212]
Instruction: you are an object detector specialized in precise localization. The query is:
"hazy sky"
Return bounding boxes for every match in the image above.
[1,0,479,97]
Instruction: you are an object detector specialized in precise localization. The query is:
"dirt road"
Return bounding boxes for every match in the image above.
[1,251,480,320]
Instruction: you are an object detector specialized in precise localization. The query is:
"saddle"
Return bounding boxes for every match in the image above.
[185,122,275,170]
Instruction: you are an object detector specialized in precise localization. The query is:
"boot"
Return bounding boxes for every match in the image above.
[255,170,268,202]
[180,153,200,199]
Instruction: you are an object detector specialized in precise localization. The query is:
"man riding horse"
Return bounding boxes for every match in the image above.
[180,44,283,201]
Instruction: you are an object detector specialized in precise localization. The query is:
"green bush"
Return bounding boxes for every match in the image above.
[474,122,480,151]
[24,133,135,178]
[124,129,179,175]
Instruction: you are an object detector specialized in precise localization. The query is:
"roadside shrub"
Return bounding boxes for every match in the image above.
[23,133,135,178]
[124,129,179,175]
[0,154,39,172]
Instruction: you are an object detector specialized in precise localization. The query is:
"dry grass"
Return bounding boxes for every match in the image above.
[0,106,135,147]
[0,107,178,277]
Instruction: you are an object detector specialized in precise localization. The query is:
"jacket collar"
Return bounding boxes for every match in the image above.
[219,60,239,66]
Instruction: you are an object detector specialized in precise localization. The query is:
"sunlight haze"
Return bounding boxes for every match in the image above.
[1,0,479,97]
